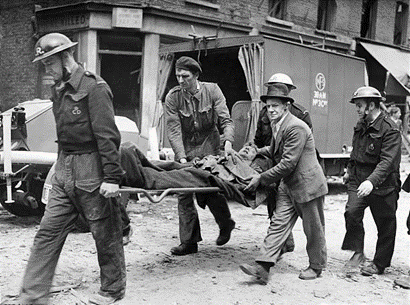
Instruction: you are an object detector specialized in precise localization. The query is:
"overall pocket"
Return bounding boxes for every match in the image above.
[63,92,92,142]
[198,105,214,130]
[75,179,110,221]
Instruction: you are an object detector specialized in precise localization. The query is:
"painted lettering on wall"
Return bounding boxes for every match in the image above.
[39,14,90,32]
[312,73,328,110]
[313,91,328,107]
[112,7,143,29]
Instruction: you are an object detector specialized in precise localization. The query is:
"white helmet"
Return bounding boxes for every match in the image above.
[265,73,296,90]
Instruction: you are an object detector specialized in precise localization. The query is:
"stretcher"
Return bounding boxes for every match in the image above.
[0,109,245,214]
[119,187,221,203]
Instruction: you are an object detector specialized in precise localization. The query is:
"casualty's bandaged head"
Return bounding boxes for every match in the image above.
[175,56,202,74]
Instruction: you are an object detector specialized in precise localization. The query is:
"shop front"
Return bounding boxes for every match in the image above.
[34,1,250,149]
[356,38,410,133]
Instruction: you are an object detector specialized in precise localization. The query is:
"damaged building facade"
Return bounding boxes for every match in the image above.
[1,0,410,152]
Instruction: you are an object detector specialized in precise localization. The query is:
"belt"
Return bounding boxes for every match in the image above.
[352,160,376,168]
[60,141,98,154]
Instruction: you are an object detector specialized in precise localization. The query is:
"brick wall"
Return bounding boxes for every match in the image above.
[0,0,405,112]
[145,0,260,28]
[287,0,317,29]
[376,0,396,44]
[0,1,37,111]
[333,0,361,37]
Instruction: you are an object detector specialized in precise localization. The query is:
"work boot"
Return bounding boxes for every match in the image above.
[89,290,125,305]
[122,226,133,246]
[344,252,366,269]
[239,262,271,284]
[170,243,198,256]
[216,219,235,246]
[360,262,384,276]
[299,267,322,280]
[394,276,410,289]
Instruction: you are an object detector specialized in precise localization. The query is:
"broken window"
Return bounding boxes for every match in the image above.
[394,1,409,45]
[361,0,378,39]
[268,0,287,20]
[316,0,336,31]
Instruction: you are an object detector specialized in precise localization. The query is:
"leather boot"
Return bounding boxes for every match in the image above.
[299,267,322,280]
[394,276,410,289]
[89,290,125,305]
[360,262,384,276]
[344,252,366,269]
[239,262,271,284]
[170,243,198,256]
[216,219,235,246]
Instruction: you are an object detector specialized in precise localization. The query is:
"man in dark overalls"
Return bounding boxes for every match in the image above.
[165,56,236,255]
[342,86,401,276]
[8,33,126,305]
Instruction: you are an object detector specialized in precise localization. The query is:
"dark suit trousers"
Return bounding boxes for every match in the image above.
[342,186,398,268]
[256,181,327,270]
[177,192,231,244]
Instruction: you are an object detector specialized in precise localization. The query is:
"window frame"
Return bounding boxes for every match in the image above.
[360,0,378,39]
[268,0,287,20]
[316,0,337,32]
[184,0,220,10]
[393,1,409,45]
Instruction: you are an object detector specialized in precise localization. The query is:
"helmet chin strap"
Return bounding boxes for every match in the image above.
[364,104,372,121]
[62,67,71,82]
[60,52,72,82]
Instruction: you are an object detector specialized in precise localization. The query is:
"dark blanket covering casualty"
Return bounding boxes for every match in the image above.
[119,142,250,207]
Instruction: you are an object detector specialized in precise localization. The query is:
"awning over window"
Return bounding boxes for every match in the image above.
[359,41,410,95]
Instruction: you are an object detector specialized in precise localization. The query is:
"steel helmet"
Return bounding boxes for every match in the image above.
[33,33,78,63]
[349,86,386,103]
[264,73,296,90]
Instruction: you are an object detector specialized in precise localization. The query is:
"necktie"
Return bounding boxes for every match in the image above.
[271,122,277,148]
[271,122,277,140]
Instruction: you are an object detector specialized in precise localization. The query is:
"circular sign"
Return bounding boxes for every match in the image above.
[315,73,326,91]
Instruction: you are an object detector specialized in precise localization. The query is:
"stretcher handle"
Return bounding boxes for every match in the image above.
[119,187,220,203]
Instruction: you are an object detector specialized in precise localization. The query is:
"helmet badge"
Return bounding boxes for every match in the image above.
[35,47,45,56]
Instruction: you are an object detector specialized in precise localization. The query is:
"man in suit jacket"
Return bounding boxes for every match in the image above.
[240,83,328,282]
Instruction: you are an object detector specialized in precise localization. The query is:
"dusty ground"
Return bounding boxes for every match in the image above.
[1,165,410,305]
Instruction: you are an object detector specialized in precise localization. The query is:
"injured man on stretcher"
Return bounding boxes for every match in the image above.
[119,141,275,210]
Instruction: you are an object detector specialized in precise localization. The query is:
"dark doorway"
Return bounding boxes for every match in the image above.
[164,47,251,111]
[100,54,141,129]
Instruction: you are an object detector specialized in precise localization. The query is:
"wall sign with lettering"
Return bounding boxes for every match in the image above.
[312,73,328,114]
[112,7,143,29]
[38,13,90,32]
